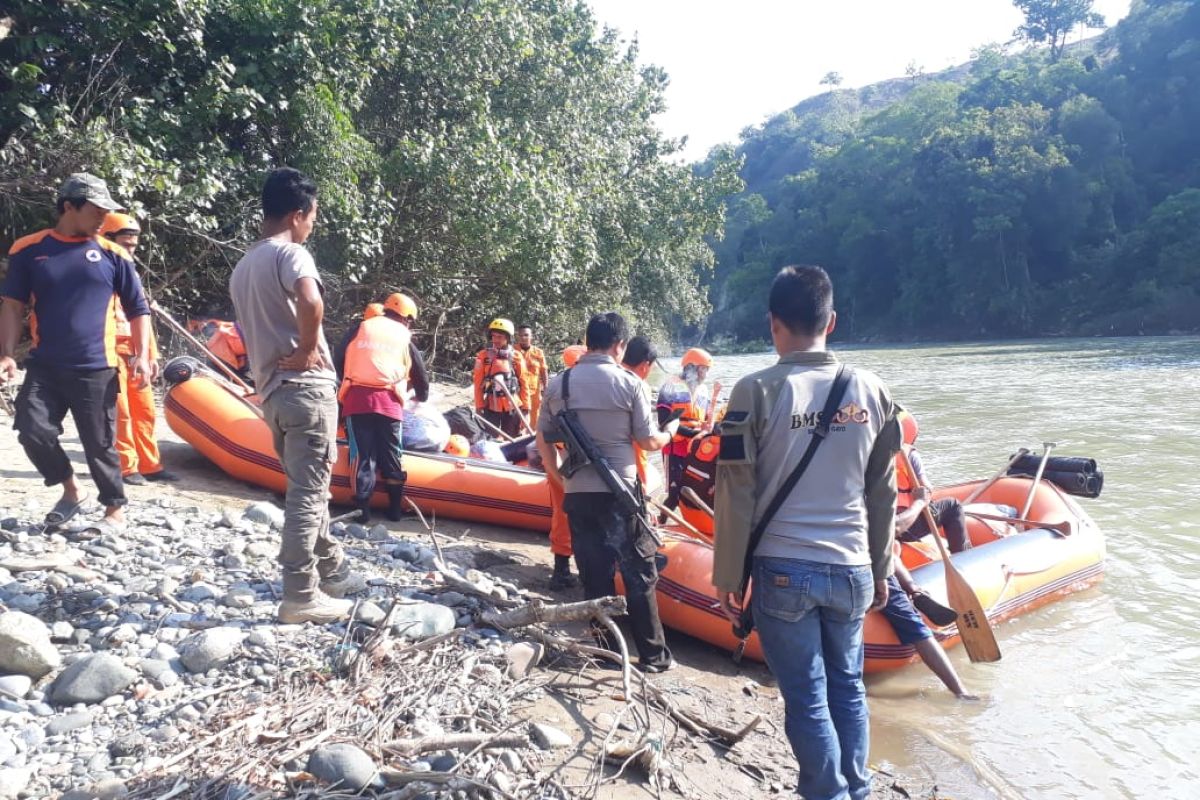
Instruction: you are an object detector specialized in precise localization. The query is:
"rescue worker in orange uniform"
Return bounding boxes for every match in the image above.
[620,336,657,490]
[515,324,549,428]
[335,293,429,522]
[656,347,714,513]
[545,343,585,589]
[206,320,250,379]
[472,318,530,439]
[100,213,178,485]
[894,409,970,553]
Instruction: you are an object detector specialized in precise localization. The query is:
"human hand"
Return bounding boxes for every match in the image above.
[662,418,681,437]
[0,356,16,384]
[718,591,743,624]
[148,358,161,383]
[278,346,321,371]
[914,486,931,503]
[870,578,889,611]
[130,355,152,390]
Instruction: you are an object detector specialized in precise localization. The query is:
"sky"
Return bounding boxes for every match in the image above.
[586,0,1133,161]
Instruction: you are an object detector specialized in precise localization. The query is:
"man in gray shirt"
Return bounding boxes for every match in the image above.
[229,168,361,624]
[537,312,679,672]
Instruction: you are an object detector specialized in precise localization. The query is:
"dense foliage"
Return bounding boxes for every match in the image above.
[0,0,740,364]
[705,0,1200,343]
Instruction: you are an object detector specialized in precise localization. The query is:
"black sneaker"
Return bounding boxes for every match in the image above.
[548,571,578,590]
[122,473,148,486]
[143,469,180,483]
[639,659,676,674]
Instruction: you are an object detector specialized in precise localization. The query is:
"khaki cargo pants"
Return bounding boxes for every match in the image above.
[262,382,347,601]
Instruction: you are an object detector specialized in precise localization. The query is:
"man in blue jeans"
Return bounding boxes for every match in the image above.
[712,265,900,800]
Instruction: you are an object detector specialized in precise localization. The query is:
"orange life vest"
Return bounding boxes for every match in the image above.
[475,347,523,413]
[895,444,916,510]
[658,377,710,457]
[207,322,248,371]
[339,317,412,401]
[681,432,720,506]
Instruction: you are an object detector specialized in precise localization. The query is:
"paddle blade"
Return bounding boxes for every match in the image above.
[944,565,1002,663]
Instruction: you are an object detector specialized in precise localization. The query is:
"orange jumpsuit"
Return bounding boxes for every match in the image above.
[114,307,163,477]
[518,345,549,427]
[472,346,531,438]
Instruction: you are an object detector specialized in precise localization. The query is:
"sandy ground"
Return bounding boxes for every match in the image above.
[0,381,934,800]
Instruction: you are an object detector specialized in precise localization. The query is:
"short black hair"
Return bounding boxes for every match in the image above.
[769,265,833,336]
[622,335,657,368]
[261,167,318,219]
[517,324,532,332]
[585,312,629,351]
[56,197,87,215]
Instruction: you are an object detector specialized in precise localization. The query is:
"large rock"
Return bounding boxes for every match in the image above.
[0,675,32,701]
[242,501,285,529]
[389,602,456,640]
[0,768,31,799]
[50,653,137,706]
[0,611,61,679]
[178,627,244,673]
[531,722,572,749]
[307,744,381,792]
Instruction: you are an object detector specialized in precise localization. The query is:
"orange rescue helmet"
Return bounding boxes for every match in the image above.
[681,347,713,370]
[898,409,919,445]
[385,292,418,320]
[445,434,470,457]
[562,344,587,368]
[363,303,386,320]
[100,212,141,237]
[488,318,515,338]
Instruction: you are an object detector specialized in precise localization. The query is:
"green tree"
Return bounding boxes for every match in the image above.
[1013,0,1105,62]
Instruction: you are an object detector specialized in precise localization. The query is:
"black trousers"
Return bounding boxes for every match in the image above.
[346,412,405,505]
[15,363,125,508]
[563,491,671,668]
[481,408,523,439]
[900,497,971,553]
[663,453,686,510]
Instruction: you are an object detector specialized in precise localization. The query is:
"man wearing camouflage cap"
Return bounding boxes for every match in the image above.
[0,173,153,534]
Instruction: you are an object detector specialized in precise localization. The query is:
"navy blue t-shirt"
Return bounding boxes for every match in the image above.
[2,230,149,370]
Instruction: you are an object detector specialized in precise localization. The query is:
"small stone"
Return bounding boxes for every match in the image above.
[389,602,456,640]
[0,767,31,799]
[178,627,244,673]
[504,642,544,680]
[180,583,219,603]
[0,518,17,531]
[50,653,137,706]
[490,772,513,794]
[245,541,275,559]
[344,523,369,541]
[530,722,572,749]
[223,539,246,556]
[0,737,15,766]
[0,611,61,679]
[222,554,247,570]
[245,629,276,650]
[354,601,387,626]
[46,710,94,735]
[221,588,256,609]
[499,749,522,771]
[109,733,145,759]
[367,524,391,542]
[429,753,457,772]
[164,516,186,532]
[0,675,32,701]
[50,621,75,642]
[218,509,241,528]
[391,543,420,563]
[243,502,285,529]
[60,778,130,800]
[307,743,382,792]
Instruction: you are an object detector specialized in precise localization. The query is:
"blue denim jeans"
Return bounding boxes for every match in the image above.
[753,557,874,800]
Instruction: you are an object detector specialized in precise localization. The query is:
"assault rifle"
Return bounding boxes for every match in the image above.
[551,369,660,545]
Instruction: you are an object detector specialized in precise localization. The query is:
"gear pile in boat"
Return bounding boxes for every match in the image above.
[1008,453,1103,498]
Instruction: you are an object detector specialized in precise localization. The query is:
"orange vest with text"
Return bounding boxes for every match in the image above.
[340,317,412,401]
[895,444,917,510]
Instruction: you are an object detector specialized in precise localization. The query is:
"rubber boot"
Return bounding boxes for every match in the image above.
[549,554,578,590]
[386,482,406,522]
[356,499,371,524]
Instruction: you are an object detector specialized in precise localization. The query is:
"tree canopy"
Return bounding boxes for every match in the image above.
[0,0,740,364]
[702,0,1200,344]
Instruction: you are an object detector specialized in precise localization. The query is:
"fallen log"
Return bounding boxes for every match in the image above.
[383,732,529,756]
[481,595,628,629]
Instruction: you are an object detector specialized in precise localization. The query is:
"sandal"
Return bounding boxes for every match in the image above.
[911,590,959,627]
[79,518,129,538]
[43,495,89,530]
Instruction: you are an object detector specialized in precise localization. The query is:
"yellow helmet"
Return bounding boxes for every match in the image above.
[363,303,385,320]
[681,347,713,370]
[488,318,515,338]
[384,292,418,320]
[100,212,141,237]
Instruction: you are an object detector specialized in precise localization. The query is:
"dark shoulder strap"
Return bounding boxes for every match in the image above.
[562,368,571,406]
[740,365,852,580]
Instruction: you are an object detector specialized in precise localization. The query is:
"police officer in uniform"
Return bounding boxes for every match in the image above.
[537,312,680,672]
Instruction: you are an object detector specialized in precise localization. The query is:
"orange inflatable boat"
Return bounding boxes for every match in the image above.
[645,475,1105,671]
[163,368,552,532]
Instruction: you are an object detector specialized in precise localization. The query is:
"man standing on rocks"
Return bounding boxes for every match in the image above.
[713,265,900,800]
[536,312,679,672]
[229,167,362,624]
[0,173,151,535]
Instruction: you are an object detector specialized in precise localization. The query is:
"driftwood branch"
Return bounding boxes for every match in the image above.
[1,552,103,582]
[383,732,529,756]
[482,595,628,629]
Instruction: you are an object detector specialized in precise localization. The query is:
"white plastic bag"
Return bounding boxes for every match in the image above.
[403,399,452,452]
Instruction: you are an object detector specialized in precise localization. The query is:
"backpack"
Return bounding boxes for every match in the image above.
[443,405,486,444]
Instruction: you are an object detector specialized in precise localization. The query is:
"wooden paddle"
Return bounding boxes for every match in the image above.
[1019,441,1057,519]
[681,486,714,517]
[649,497,710,542]
[705,381,722,429]
[901,456,1001,663]
[152,303,255,395]
[962,448,1031,505]
[493,376,535,436]
[966,511,1073,537]
[470,409,515,443]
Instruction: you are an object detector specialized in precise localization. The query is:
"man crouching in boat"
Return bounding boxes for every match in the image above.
[894,409,970,553]
[229,168,364,625]
[713,265,899,800]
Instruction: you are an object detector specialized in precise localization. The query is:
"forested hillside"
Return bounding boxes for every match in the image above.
[0,1,740,363]
[705,0,1200,343]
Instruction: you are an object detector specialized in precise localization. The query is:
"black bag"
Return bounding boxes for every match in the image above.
[444,405,485,444]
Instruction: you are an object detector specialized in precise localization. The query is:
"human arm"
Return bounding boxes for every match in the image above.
[864,403,902,609]
[472,354,485,410]
[408,342,430,403]
[277,276,325,371]
[512,351,531,409]
[536,430,563,487]
[126,315,153,389]
[711,378,760,614]
[0,298,25,382]
[632,382,678,451]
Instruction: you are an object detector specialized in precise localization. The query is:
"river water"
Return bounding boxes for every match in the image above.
[655,337,1200,800]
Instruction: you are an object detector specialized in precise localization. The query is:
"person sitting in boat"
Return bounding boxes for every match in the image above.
[336,292,430,522]
[206,319,252,381]
[656,347,714,515]
[895,409,970,553]
[882,542,976,699]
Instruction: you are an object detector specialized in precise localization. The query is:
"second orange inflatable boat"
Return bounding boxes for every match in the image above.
[163,369,552,532]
